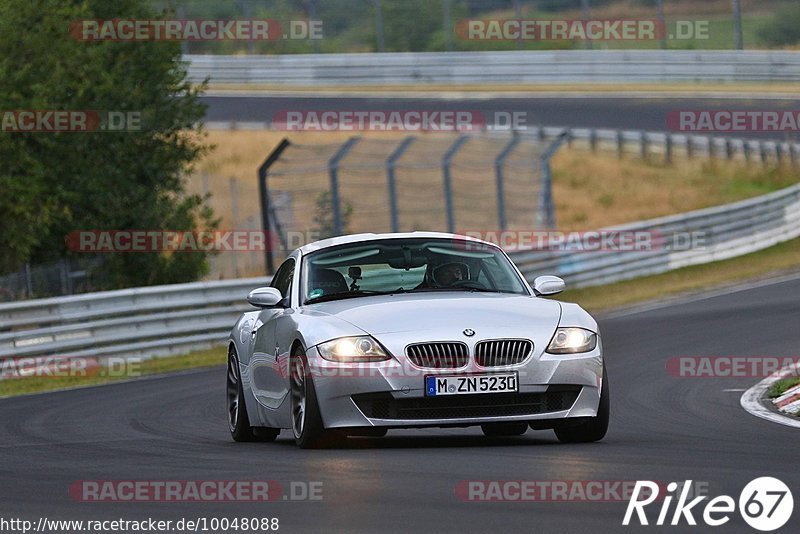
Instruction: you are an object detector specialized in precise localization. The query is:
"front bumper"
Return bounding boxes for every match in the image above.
[306,338,604,429]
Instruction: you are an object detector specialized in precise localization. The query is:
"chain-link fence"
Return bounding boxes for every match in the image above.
[260,131,566,271]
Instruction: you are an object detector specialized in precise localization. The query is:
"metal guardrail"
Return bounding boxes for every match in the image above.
[186,50,800,85]
[0,277,269,365]
[1,178,799,366]
[510,183,800,287]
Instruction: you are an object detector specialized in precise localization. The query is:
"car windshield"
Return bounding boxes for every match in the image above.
[301,238,529,304]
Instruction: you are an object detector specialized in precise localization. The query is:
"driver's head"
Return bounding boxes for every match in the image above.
[432,262,467,287]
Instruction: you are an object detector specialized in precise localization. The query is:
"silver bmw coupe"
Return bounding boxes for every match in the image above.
[227,232,608,448]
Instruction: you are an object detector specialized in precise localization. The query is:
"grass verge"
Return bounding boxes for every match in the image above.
[561,236,800,313]
[768,377,800,399]
[0,347,226,399]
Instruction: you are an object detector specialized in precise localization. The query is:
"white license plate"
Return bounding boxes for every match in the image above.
[425,373,518,396]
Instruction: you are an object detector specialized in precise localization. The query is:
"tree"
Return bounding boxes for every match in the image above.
[0,0,215,287]
[312,191,353,239]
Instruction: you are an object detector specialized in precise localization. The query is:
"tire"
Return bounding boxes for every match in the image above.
[554,366,609,444]
[290,345,343,449]
[481,422,528,437]
[227,348,280,443]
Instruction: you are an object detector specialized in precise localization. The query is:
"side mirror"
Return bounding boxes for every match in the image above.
[247,287,284,308]
[532,275,565,296]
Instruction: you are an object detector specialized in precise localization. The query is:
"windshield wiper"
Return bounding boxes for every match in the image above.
[411,287,505,294]
[305,290,390,305]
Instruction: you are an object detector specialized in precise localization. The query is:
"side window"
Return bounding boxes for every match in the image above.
[270,258,295,300]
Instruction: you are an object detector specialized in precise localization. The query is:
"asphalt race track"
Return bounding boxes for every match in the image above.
[1,276,798,533]
[202,95,800,140]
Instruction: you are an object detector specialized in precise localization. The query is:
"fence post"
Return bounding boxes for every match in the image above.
[258,138,291,274]
[538,131,569,229]
[616,130,624,159]
[791,144,799,167]
[725,138,734,160]
[665,133,673,164]
[229,178,240,277]
[442,135,469,233]
[24,263,32,299]
[494,133,520,231]
[743,140,751,163]
[687,136,694,159]
[589,129,598,152]
[760,142,767,165]
[776,143,784,166]
[386,136,416,233]
[328,137,360,237]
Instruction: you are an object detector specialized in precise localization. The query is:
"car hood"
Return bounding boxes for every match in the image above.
[305,292,562,335]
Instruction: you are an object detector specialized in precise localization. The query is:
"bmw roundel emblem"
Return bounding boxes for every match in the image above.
[463,329,475,337]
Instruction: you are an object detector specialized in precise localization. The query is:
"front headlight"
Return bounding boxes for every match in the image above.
[317,336,391,363]
[546,328,597,354]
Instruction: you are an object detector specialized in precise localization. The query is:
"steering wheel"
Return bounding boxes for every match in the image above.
[447,279,487,289]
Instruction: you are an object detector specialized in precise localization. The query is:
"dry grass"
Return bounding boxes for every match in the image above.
[563,236,800,314]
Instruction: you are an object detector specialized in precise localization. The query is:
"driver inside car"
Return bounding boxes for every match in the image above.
[433,262,465,286]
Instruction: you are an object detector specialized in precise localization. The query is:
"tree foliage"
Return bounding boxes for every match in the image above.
[0,0,215,287]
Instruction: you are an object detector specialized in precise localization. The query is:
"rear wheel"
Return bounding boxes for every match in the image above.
[481,422,528,437]
[227,348,279,442]
[554,367,609,443]
[290,346,342,449]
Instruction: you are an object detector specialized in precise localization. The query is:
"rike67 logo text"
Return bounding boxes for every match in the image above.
[624,478,793,531]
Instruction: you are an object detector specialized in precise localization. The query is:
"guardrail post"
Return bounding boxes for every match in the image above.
[386,136,416,233]
[616,130,624,159]
[791,144,799,167]
[743,141,752,163]
[494,133,521,230]
[538,131,569,229]
[687,136,694,159]
[329,137,361,237]
[258,138,291,274]
[640,131,648,160]
[665,133,673,164]
[442,135,469,233]
[725,138,734,160]
[589,129,598,152]
[759,142,768,165]
[776,143,784,166]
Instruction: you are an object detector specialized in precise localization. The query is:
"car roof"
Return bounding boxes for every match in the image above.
[296,232,496,256]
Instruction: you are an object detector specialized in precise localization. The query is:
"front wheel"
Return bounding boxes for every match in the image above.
[290,346,343,449]
[554,366,609,443]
